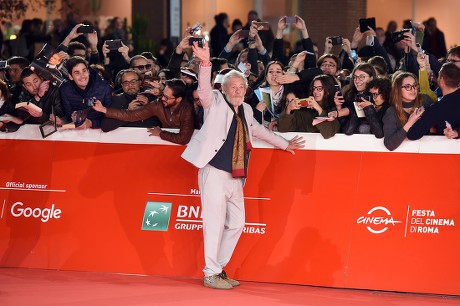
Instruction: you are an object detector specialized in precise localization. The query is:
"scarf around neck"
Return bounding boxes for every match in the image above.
[223,94,252,178]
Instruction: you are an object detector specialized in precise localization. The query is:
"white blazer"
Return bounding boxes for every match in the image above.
[181,65,289,169]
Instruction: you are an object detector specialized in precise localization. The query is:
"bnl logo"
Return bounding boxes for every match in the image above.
[141,202,172,231]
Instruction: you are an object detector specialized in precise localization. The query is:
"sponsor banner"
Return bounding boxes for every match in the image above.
[0,136,459,296]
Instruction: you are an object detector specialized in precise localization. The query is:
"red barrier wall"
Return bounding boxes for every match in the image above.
[1,126,459,295]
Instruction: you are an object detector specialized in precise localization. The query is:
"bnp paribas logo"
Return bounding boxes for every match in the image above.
[141,202,172,231]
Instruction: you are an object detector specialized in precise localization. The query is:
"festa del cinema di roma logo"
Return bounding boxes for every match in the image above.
[356,206,402,234]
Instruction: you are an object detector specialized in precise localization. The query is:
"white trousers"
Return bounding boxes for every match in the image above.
[198,164,245,277]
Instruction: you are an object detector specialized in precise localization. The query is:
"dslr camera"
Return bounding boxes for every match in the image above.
[391,28,412,43]
[356,92,373,103]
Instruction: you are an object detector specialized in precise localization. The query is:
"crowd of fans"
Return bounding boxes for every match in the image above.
[0,12,459,150]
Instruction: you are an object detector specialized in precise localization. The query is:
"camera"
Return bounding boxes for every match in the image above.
[253,21,270,30]
[105,39,122,50]
[391,28,412,43]
[189,37,204,48]
[359,17,376,33]
[285,16,297,24]
[330,36,343,46]
[0,60,7,70]
[77,25,95,34]
[87,97,96,107]
[356,92,373,103]
[189,22,202,35]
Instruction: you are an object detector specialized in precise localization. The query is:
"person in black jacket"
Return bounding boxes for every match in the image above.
[100,69,161,132]
[18,67,66,125]
[60,56,113,129]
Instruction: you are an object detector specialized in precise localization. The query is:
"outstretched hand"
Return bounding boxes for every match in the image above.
[191,41,210,64]
[286,135,305,154]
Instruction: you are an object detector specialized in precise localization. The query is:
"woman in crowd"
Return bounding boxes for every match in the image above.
[278,74,340,139]
[0,79,23,132]
[337,63,377,135]
[382,72,429,151]
[252,60,291,130]
[362,77,392,138]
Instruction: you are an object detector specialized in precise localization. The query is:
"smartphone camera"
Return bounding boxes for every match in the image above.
[285,16,297,24]
[189,37,204,48]
[334,84,342,96]
[87,97,96,107]
[330,36,343,46]
[77,25,95,34]
[105,39,122,51]
[0,60,8,71]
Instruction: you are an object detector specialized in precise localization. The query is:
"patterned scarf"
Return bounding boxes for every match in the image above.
[224,95,252,178]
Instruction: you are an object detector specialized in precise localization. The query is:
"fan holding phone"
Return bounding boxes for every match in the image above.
[278,75,340,139]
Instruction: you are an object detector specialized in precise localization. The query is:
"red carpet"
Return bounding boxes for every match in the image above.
[0,268,458,306]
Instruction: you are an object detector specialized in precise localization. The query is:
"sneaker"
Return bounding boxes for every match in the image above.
[204,274,233,290]
[219,270,240,287]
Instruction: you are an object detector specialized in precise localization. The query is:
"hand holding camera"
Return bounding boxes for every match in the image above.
[191,40,210,64]
[356,92,373,108]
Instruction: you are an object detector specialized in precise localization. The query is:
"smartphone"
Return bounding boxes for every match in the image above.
[416,43,424,55]
[189,37,204,47]
[0,60,7,70]
[334,84,342,96]
[253,21,270,30]
[105,39,122,50]
[238,30,250,39]
[359,17,376,33]
[285,16,297,24]
[350,49,358,64]
[87,97,96,107]
[298,97,313,107]
[330,36,343,46]
[77,25,95,34]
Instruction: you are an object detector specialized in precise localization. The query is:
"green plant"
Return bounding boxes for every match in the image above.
[130,14,156,53]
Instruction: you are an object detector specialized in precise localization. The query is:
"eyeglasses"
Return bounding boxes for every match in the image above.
[370,92,381,98]
[320,63,336,68]
[132,64,152,70]
[312,86,324,92]
[401,83,419,91]
[162,93,175,100]
[352,74,368,81]
[121,79,140,86]
[192,97,200,102]
[446,59,460,63]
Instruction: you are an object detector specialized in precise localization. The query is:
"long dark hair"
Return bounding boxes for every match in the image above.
[309,74,337,112]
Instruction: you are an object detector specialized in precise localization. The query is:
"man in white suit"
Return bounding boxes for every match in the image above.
[182,42,305,290]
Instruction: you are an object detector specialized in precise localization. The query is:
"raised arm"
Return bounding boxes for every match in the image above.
[192,41,214,109]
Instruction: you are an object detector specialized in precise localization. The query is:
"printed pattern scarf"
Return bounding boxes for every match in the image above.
[224,95,252,178]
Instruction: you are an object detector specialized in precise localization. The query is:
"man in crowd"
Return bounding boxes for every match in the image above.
[181,41,304,290]
[18,67,67,125]
[60,56,113,129]
[407,62,460,140]
[93,78,194,145]
[99,69,161,132]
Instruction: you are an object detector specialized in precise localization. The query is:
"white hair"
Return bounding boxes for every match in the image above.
[221,69,248,89]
